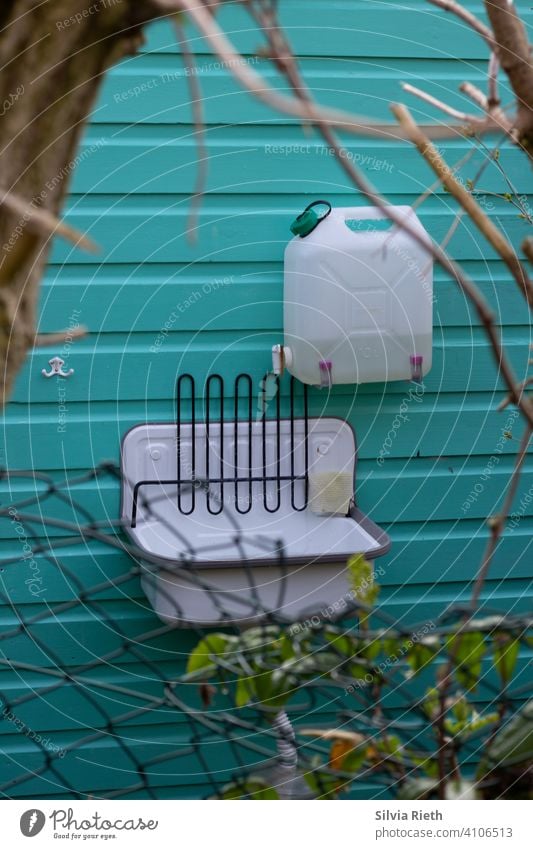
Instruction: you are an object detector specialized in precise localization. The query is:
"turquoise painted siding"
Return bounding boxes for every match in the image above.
[1,2,532,798]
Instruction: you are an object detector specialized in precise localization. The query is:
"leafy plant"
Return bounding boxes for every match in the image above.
[186,560,532,799]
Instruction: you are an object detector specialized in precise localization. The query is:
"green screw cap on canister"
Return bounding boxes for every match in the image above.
[290,199,332,238]
[290,208,318,237]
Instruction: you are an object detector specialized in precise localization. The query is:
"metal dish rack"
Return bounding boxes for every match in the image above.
[121,371,390,625]
[130,372,309,527]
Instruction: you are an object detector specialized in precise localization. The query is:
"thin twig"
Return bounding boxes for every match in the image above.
[476,135,533,221]
[460,82,488,111]
[471,424,533,607]
[434,676,449,799]
[498,376,533,411]
[214,0,533,430]
[174,19,209,243]
[402,82,482,123]
[522,237,533,265]
[154,0,501,141]
[426,0,495,49]
[33,326,87,347]
[487,52,500,107]
[0,188,98,253]
[430,137,505,267]
[391,103,533,309]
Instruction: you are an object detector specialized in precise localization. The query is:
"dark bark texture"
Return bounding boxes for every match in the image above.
[0,0,152,404]
[484,0,533,152]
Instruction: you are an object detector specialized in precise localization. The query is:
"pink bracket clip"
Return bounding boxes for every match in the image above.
[410,355,423,382]
[319,360,333,389]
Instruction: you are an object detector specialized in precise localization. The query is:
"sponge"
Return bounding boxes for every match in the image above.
[308,471,353,516]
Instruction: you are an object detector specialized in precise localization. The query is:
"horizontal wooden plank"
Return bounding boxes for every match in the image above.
[0,721,270,794]
[72,127,532,196]
[358,461,533,524]
[0,645,529,737]
[137,7,530,61]
[37,264,530,334]
[10,333,531,407]
[1,393,530,470]
[48,198,533,265]
[0,591,528,672]
[0,524,530,605]
[1,459,531,535]
[95,54,515,126]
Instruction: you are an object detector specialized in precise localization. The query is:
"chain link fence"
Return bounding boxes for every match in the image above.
[0,463,531,800]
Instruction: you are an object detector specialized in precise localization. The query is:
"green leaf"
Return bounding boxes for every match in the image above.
[325,632,355,657]
[452,694,470,723]
[460,711,499,739]
[377,735,402,756]
[347,554,379,607]
[283,651,339,677]
[302,756,342,798]
[348,661,371,680]
[253,670,274,702]
[246,783,280,800]
[411,755,439,779]
[235,677,254,707]
[362,639,381,661]
[218,777,280,800]
[493,635,521,686]
[447,630,486,689]
[279,633,296,661]
[406,643,436,673]
[383,637,401,659]
[302,755,323,795]
[341,744,367,773]
[186,634,235,674]
[422,687,440,719]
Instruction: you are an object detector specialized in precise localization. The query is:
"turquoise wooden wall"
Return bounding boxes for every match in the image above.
[1,2,532,799]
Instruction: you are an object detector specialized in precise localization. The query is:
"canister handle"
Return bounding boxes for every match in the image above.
[333,205,412,223]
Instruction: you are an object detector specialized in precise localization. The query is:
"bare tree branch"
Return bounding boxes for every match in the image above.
[460,81,489,111]
[484,0,533,148]
[174,19,208,242]
[487,51,500,107]
[402,81,484,123]
[426,0,495,49]
[391,102,533,309]
[153,0,501,141]
[471,423,533,607]
[522,236,533,265]
[0,188,98,254]
[236,2,533,429]
[34,326,87,347]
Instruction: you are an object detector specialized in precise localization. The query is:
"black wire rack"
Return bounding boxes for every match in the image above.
[130,372,310,528]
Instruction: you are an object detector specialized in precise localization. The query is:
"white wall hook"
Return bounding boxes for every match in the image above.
[41,356,74,378]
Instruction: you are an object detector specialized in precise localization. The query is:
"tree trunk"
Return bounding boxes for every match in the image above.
[0,0,156,404]
[484,0,533,153]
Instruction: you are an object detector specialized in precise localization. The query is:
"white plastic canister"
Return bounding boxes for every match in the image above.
[282,205,433,385]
